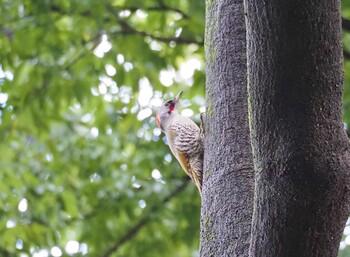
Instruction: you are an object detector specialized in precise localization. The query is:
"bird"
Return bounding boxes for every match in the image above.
[156,90,204,194]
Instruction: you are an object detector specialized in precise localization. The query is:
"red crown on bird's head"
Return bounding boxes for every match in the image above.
[155,90,182,129]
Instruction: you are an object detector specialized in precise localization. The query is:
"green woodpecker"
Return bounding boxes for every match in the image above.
[156,91,204,194]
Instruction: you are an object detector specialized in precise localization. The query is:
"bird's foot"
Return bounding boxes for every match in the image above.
[200,112,206,136]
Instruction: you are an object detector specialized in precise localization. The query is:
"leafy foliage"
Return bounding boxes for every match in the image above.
[0,0,349,256]
[0,0,204,256]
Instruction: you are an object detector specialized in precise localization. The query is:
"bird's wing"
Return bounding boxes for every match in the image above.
[167,127,192,177]
[175,150,193,180]
[171,122,201,155]
[168,122,203,192]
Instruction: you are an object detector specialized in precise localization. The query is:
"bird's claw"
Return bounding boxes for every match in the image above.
[200,112,206,136]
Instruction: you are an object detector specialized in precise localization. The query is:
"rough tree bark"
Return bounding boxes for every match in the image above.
[200,0,254,256]
[245,0,350,256]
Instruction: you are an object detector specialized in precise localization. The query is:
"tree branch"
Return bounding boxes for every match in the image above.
[100,179,190,257]
[59,3,202,70]
[110,29,203,45]
[121,5,189,19]
[50,3,189,19]
[107,3,203,45]
[343,17,350,32]
[61,32,102,71]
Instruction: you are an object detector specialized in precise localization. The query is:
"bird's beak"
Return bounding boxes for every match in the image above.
[173,90,183,104]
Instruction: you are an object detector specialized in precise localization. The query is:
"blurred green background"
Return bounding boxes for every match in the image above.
[0,0,349,256]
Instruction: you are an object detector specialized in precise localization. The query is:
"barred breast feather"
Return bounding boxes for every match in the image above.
[167,120,204,193]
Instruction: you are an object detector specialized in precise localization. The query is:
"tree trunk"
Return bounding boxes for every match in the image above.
[200,0,254,256]
[245,0,350,256]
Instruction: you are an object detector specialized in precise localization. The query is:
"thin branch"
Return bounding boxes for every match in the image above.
[343,17,350,32]
[61,35,102,71]
[124,5,189,19]
[60,2,202,71]
[108,5,203,45]
[100,216,149,257]
[19,2,202,72]
[50,3,189,19]
[100,179,190,257]
[110,29,203,45]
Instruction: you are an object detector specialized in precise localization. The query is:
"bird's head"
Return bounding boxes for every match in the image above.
[156,90,182,132]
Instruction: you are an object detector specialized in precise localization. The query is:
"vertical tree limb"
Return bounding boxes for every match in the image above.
[245,0,350,256]
[200,0,254,256]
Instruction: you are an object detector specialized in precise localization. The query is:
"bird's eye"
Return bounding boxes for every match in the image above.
[165,103,169,107]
